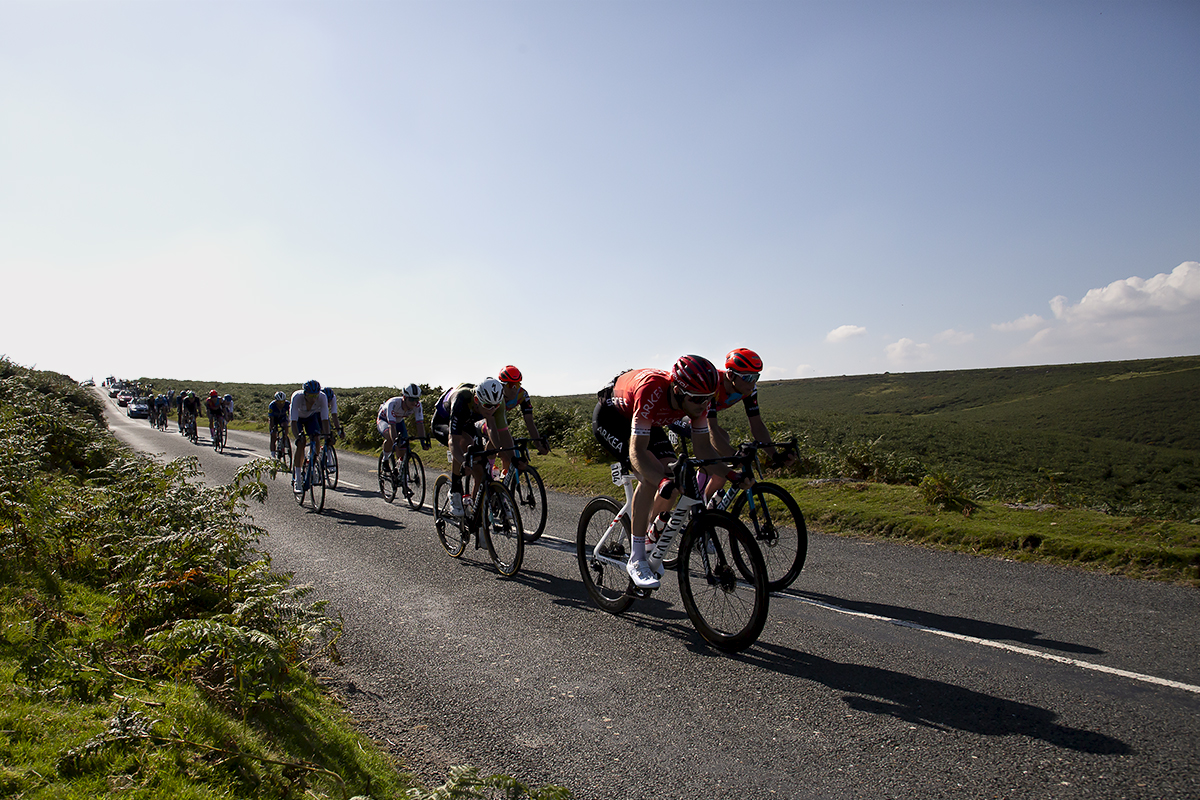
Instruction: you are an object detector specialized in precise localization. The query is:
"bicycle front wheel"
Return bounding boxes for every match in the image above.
[378,453,398,502]
[432,475,465,557]
[403,450,425,511]
[514,467,548,543]
[293,462,306,505]
[482,482,524,577]
[678,511,769,653]
[729,483,807,592]
[311,460,326,512]
[575,496,635,614]
[324,446,339,489]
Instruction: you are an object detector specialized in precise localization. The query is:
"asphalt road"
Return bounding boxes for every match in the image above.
[102,394,1200,800]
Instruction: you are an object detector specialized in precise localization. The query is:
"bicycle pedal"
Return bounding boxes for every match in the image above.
[626,586,654,599]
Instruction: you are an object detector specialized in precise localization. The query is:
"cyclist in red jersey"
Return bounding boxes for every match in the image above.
[592,355,742,589]
[698,348,792,499]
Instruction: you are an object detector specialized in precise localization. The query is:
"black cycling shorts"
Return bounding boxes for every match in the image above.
[592,400,675,469]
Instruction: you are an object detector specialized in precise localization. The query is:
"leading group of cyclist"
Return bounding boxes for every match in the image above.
[591,348,775,589]
[153,349,780,591]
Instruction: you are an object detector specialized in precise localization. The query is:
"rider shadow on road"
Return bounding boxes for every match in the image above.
[319,506,407,532]
[793,591,1102,655]
[734,640,1132,756]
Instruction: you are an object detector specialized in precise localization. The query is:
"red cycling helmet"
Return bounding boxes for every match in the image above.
[725,348,763,373]
[498,365,522,385]
[670,355,720,396]
[209,389,219,397]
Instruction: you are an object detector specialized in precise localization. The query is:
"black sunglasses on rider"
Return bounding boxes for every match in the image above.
[681,391,713,405]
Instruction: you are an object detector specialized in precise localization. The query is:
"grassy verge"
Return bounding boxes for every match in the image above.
[4,361,569,799]
[408,449,1200,588]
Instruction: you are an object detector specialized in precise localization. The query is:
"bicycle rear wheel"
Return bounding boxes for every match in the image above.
[482,482,524,577]
[324,446,339,489]
[432,475,466,557]
[575,496,635,614]
[513,466,548,543]
[279,439,291,471]
[729,483,807,592]
[378,452,398,502]
[677,510,769,653]
[402,450,425,511]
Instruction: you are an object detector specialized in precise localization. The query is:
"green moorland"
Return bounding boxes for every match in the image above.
[1,359,567,799]
[134,355,1200,585]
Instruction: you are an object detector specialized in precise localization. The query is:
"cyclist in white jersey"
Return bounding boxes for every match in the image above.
[290,380,331,487]
[378,383,431,477]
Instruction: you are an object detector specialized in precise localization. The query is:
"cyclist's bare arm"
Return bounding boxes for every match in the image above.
[523,411,551,455]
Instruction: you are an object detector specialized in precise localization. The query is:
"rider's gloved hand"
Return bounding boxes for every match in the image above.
[421,438,431,450]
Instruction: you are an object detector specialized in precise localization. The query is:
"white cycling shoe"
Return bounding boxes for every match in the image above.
[626,558,661,590]
[449,492,465,517]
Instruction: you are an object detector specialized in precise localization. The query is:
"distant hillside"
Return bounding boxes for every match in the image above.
[546,355,1200,519]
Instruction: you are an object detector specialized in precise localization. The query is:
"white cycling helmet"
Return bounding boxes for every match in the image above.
[475,378,503,407]
[402,383,421,400]
[275,391,286,401]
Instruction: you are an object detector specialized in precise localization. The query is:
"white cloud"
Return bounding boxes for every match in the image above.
[885,337,932,365]
[992,314,1046,333]
[1015,262,1200,359]
[1050,262,1200,322]
[825,324,867,343]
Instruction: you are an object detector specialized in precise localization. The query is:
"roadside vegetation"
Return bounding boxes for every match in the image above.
[1,358,568,799]
[136,357,1200,587]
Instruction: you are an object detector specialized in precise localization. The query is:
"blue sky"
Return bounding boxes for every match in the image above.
[2,0,1197,396]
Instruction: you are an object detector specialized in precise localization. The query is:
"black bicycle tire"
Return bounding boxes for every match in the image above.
[677,510,769,653]
[728,482,807,592]
[403,450,426,511]
[482,482,524,577]
[293,458,306,505]
[432,475,466,557]
[575,496,636,614]
[313,457,326,512]
[515,466,548,543]
[378,452,397,503]
[324,445,339,489]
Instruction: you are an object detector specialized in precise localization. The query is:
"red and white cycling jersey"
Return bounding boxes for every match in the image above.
[611,369,709,437]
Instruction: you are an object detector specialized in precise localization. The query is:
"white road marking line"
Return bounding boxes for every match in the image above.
[785,593,1200,695]
[340,482,362,489]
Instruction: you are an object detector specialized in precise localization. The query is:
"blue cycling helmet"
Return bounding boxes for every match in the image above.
[303,379,321,394]
[322,387,334,399]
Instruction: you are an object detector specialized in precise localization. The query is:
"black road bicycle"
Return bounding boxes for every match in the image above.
[576,456,769,653]
[432,445,524,577]
[378,435,426,511]
[504,437,548,543]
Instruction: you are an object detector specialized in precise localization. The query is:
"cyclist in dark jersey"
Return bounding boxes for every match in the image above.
[267,392,290,457]
[592,355,739,589]
[431,378,515,517]
[499,365,551,456]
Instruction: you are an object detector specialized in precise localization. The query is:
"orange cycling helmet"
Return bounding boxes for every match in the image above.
[498,365,522,384]
[725,348,763,374]
[670,355,720,396]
